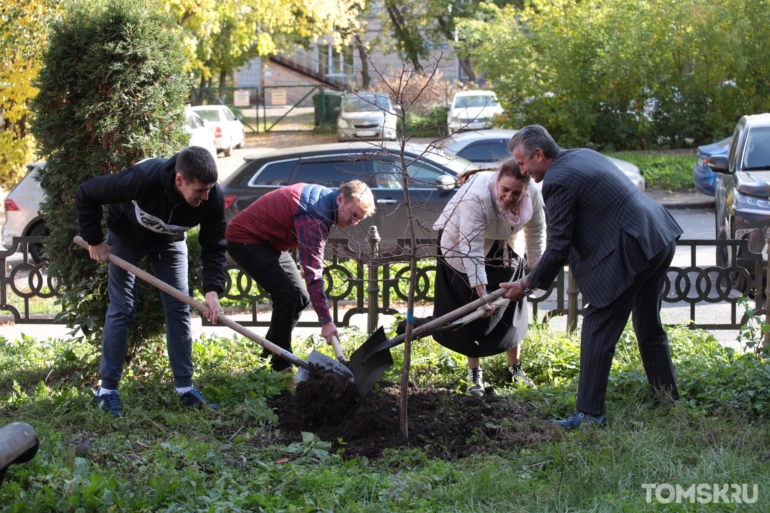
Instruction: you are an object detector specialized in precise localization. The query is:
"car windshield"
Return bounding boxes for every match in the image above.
[343,95,390,113]
[194,109,220,122]
[742,126,770,170]
[418,149,479,175]
[453,95,499,109]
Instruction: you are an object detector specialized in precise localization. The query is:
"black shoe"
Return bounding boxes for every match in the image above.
[91,392,124,417]
[509,364,535,387]
[467,367,484,397]
[179,387,219,410]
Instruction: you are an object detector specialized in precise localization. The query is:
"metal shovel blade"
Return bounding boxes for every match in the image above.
[295,349,354,383]
[349,326,395,396]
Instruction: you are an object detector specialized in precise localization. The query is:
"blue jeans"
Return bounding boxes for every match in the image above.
[99,231,193,390]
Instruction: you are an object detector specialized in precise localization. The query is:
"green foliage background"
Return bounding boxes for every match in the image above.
[30,0,190,349]
[459,0,770,150]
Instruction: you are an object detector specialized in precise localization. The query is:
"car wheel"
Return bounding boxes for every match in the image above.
[28,222,50,264]
[236,130,245,149]
[223,140,233,157]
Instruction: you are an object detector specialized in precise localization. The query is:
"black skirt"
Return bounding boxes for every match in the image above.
[432,239,527,358]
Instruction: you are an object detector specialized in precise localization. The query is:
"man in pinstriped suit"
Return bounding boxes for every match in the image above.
[500,125,682,428]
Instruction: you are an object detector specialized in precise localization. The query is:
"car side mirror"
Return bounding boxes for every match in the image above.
[202,119,210,128]
[236,113,244,121]
[708,154,730,174]
[333,106,341,113]
[435,174,457,191]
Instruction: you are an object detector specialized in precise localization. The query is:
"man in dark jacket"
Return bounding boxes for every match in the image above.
[76,146,227,416]
[501,125,682,428]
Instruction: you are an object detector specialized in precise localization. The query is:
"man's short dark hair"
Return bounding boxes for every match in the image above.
[176,146,218,184]
[508,125,560,159]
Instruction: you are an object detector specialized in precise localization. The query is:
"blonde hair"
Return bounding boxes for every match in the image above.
[339,180,376,216]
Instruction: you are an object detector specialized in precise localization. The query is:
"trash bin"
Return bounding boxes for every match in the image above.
[313,90,344,127]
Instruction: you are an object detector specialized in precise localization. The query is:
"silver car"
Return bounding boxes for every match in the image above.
[2,163,47,263]
[440,129,646,191]
[711,113,770,270]
[337,93,400,142]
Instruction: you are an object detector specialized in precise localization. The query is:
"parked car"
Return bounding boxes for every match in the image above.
[446,91,504,134]
[337,92,400,142]
[2,163,48,263]
[220,142,477,250]
[189,105,246,157]
[693,136,731,195]
[184,108,218,160]
[710,113,770,270]
[441,129,647,191]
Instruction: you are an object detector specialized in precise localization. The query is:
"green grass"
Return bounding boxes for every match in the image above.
[1,322,769,511]
[606,152,695,191]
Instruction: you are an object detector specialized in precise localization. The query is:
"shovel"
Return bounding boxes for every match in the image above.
[350,288,513,395]
[294,335,351,382]
[73,236,353,383]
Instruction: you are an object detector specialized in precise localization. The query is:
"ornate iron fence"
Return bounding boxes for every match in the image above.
[0,234,765,333]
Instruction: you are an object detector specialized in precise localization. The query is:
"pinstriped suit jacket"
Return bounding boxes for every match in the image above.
[527,149,682,308]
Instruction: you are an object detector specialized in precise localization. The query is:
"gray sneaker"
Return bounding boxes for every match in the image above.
[509,364,535,387]
[467,367,484,397]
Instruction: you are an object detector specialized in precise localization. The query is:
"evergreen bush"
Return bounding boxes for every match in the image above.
[31,0,189,352]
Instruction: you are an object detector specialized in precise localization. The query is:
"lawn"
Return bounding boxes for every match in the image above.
[1,316,769,511]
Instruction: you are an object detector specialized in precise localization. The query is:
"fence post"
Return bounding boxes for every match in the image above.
[566,264,579,333]
[765,229,770,347]
[367,226,381,334]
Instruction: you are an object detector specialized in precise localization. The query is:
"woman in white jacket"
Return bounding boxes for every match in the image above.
[432,159,545,396]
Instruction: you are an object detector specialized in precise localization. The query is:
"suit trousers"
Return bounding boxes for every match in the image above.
[577,240,679,416]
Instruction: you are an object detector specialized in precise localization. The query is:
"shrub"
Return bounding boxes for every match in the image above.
[31,0,189,350]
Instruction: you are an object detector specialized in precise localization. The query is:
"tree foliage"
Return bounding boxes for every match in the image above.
[458,0,770,150]
[0,0,60,187]
[31,0,189,348]
[164,0,360,89]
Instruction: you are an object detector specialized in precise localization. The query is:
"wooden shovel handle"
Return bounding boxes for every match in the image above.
[329,335,347,363]
[73,236,310,370]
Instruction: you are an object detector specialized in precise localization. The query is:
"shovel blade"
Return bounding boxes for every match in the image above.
[349,326,395,395]
[295,350,354,383]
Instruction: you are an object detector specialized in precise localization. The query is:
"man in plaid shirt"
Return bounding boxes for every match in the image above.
[226,180,376,373]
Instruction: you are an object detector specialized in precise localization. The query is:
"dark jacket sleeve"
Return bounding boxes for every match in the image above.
[527,182,577,289]
[198,185,228,294]
[75,167,144,245]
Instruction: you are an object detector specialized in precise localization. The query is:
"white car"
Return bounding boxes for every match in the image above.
[447,91,504,134]
[441,129,646,191]
[337,92,400,142]
[2,163,47,263]
[184,108,218,160]
[189,105,246,157]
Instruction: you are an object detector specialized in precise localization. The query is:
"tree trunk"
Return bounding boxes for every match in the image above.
[436,16,476,83]
[458,58,476,84]
[219,69,228,103]
[355,34,371,90]
[386,1,424,73]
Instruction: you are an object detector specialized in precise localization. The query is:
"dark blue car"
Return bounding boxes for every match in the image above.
[693,136,731,195]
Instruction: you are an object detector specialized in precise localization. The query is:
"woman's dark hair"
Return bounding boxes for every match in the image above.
[456,158,529,186]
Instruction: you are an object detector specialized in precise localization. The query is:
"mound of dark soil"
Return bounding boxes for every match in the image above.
[269,377,555,460]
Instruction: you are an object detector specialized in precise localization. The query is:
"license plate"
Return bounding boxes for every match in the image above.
[357,130,376,137]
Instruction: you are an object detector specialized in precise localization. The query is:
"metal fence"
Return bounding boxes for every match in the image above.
[0,234,765,334]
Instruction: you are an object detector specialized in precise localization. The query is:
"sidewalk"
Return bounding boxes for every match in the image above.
[645,189,715,210]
